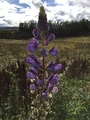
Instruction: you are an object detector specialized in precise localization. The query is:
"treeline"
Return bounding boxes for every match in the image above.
[0,19,90,39]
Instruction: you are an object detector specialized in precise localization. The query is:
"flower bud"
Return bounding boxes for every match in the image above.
[27,38,38,52]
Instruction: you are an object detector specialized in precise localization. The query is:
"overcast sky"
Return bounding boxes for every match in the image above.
[0,0,90,27]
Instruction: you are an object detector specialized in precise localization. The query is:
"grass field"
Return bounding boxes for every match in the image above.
[0,36,90,68]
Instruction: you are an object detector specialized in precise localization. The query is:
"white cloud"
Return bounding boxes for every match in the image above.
[0,0,90,27]
[54,0,90,21]
[55,0,69,5]
[19,0,32,6]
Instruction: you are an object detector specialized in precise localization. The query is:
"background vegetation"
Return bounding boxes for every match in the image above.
[0,19,90,39]
[0,36,90,120]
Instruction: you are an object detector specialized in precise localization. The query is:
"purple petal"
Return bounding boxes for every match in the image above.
[33,28,41,40]
[50,50,58,56]
[48,66,55,72]
[30,84,37,90]
[33,61,40,69]
[49,47,58,56]
[26,58,34,64]
[55,64,62,71]
[29,67,37,75]
[33,59,40,69]
[27,44,36,52]
[47,61,55,72]
[27,38,38,52]
[33,38,38,47]
[48,33,55,41]
[30,54,40,69]
[27,72,36,79]
[45,33,55,45]
[37,79,43,86]
[26,56,40,69]
[53,74,59,80]
[49,74,59,85]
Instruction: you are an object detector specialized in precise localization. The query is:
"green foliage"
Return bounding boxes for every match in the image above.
[47,75,90,120]
[65,56,90,79]
[0,60,34,119]
[0,56,90,119]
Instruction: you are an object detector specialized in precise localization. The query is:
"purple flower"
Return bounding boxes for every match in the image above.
[42,92,47,99]
[27,71,36,79]
[33,61,40,69]
[26,55,40,69]
[54,64,62,71]
[26,6,62,106]
[49,47,58,56]
[45,33,55,46]
[47,61,55,72]
[29,67,37,75]
[26,57,34,64]
[49,74,59,85]
[32,28,41,40]
[47,61,62,72]
[48,33,55,41]
[27,38,38,52]
[30,83,37,90]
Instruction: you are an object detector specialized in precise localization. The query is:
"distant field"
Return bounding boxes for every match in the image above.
[0,36,90,67]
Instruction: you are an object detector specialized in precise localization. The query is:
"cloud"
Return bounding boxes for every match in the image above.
[53,0,90,21]
[0,1,23,26]
[0,0,90,27]
[55,0,69,5]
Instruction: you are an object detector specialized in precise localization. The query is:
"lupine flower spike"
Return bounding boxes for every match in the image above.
[26,6,62,120]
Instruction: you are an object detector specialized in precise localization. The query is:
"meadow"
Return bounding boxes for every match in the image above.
[0,36,90,120]
[0,36,90,67]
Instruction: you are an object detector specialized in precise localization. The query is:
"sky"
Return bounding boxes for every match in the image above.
[0,0,90,27]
